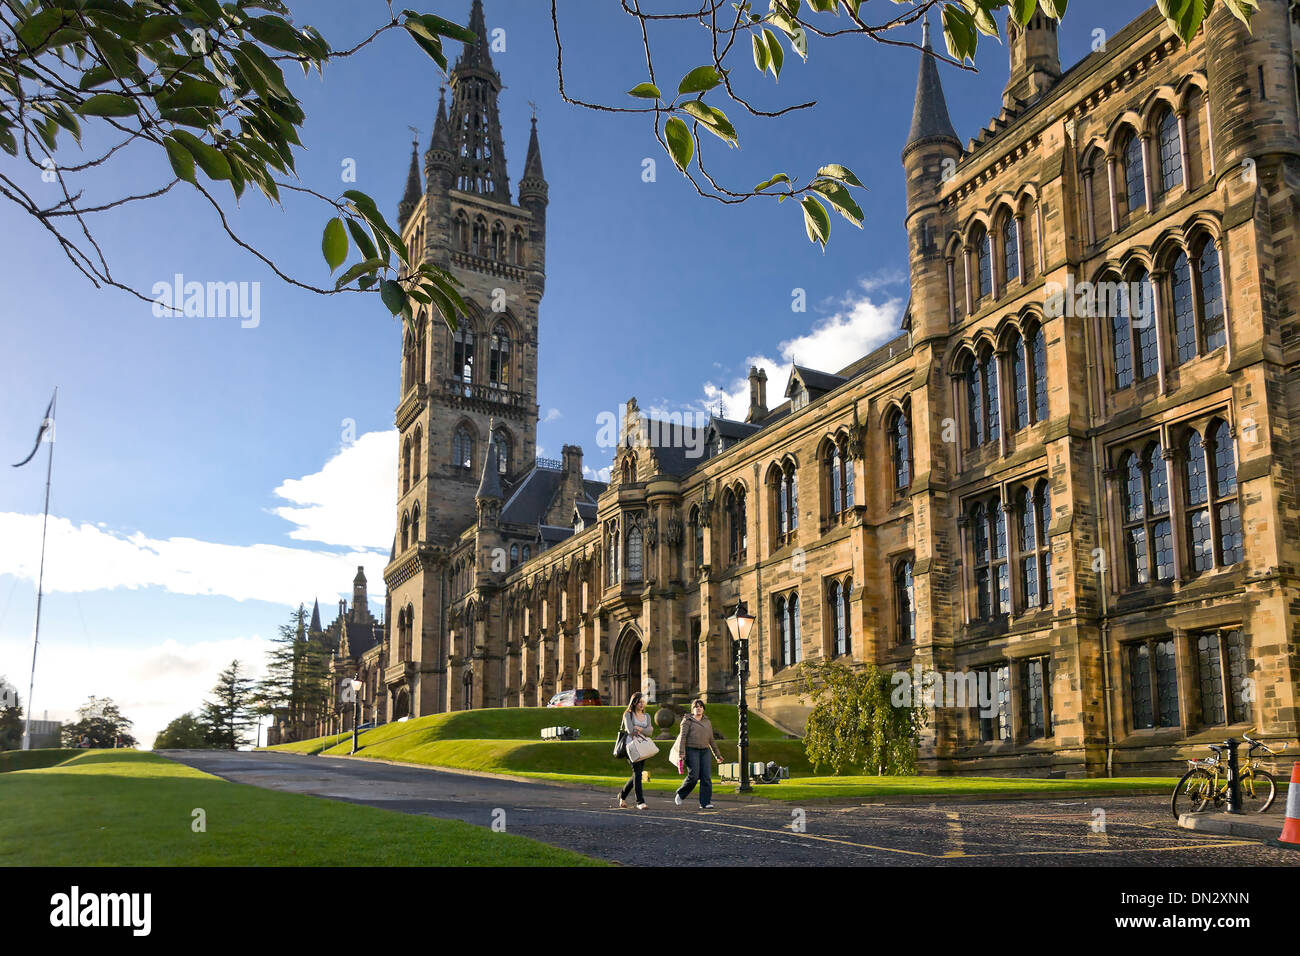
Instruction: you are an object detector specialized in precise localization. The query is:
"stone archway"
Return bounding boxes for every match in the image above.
[392,686,411,720]
[611,626,643,709]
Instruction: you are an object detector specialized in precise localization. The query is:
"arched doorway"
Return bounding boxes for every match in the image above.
[612,626,643,708]
[463,668,474,710]
[392,687,410,720]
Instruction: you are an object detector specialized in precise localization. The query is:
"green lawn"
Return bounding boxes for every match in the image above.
[0,749,603,866]
[0,748,81,773]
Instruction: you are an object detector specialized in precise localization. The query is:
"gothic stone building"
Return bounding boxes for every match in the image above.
[318,0,1300,775]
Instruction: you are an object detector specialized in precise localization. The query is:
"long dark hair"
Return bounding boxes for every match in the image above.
[625,692,644,715]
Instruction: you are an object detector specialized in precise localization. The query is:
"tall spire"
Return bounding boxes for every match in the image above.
[398,140,422,229]
[905,16,960,156]
[522,114,544,182]
[446,0,510,199]
[476,421,503,502]
[309,599,321,633]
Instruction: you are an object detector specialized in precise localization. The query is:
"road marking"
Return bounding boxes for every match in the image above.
[942,811,966,858]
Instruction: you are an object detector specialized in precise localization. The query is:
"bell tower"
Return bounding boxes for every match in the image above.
[385,0,547,718]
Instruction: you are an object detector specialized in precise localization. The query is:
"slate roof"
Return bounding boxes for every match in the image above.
[905,18,960,152]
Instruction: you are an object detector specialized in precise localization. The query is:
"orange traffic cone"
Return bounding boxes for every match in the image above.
[1279,762,1300,845]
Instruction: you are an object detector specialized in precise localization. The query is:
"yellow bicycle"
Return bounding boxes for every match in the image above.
[1170,732,1285,818]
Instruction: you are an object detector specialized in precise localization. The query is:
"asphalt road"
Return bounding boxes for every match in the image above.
[162,750,1297,867]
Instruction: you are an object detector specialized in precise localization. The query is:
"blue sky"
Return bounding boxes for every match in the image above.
[0,1,1145,745]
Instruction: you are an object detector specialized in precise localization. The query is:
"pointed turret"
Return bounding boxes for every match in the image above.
[352,566,368,624]
[431,87,450,153]
[518,112,549,295]
[445,0,509,199]
[476,421,503,505]
[458,0,493,72]
[398,141,422,230]
[904,18,960,159]
[522,115,545,182]
[309,599,322,634]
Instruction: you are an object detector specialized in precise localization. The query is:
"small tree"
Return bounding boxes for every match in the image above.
[797,659,926,776]
[61,696,138,748]
[201,660,257,749]
[153,712,213,750]
[0,676,23,751]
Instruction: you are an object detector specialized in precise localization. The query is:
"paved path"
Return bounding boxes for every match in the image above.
[163,750,1296,866]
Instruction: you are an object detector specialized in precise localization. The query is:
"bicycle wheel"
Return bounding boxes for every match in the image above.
[1239,770,1276,813]
[1172,767,1215,818]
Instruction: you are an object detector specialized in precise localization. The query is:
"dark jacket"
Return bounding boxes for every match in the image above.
[679,714,723,760]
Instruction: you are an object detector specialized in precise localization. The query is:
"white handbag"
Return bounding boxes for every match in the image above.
[667,733,684,768]
[626,734,660,763]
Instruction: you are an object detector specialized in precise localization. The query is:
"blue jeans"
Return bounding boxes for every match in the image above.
[676,747,712,806]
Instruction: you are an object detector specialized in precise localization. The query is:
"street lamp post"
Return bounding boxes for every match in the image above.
[725,601,756,795]
[347,678,363,755]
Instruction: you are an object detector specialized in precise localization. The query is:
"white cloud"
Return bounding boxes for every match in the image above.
[272,429,396,549]
[0,512,388,605]
[701,284,904,419]
[584,464,612,483]
[543,408,563,423]
[0,633,274,751]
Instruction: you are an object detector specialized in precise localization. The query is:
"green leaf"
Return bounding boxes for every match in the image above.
[755,172,791,192]
[941,4,978,64]
[801,196,831,248]
[345,218,378,261]
[322,218,348,273]
[1037,0,1068,18]
[679,100,738,146]
[664,116,693,172]
[764,28,784,78]
[812,179,864,226]
[816,164,863,188]
[76,93,136,117]
[156,77,224,110]
[677,65,723,95]
[163,134,197,184]
[335,257,388,289]
[1010,0,1038,25]
[752,32,771,74]
[170,129,232,181]
[626,82,662,99]
[379,279,406,316]
[138,15,184,43]
[403,22,447,70]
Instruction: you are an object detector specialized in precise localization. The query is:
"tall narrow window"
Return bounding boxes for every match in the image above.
[453,426,474,470]
[493,429,510,476]
[608,527,620,585]
[842,440,855,510]
[829,445,843,515]
[977,664,1011,742]
[1184,430,1212,573]
[1195,628,1248,727]
[1002,216,1020,286]
[1196,237,1227,353]
[1121,444,1173,585]
[626,525,643,583]
[1017,487,1039,609]
[829,579,850,657]
[727,488,747,565]
[976,227,993,300]
[967,357,985,446]
[895,561,914,645]
[790,594,802,664]
[1011,332,1029,431]
[411,503,420,544]
[1023,657,1050,740]
[1132,271,1158,381]
[776,595,790,667]
[983,348,1000,442]
[1123,130,1145,214]
[1210,420,1243,566]
[690,507,704,575]
[1030,324,1048,422]
[488,324,511,390]
[1037,481,1052,606]
[973,502,991,619]
[1110,276,1135,389]
[889,409,911,492]
[453,328,475,387]
[991,499,1009,616]
[1171,253,1197,365]
[787,465,799,532]
[412,428,422,483]
[1156,108,1183,195]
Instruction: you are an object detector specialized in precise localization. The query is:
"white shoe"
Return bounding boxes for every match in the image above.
[674,793,683,806]
[702,804,714,809]
[636,803,648,810]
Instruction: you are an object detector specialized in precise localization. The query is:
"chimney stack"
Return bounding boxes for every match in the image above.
[746,366,769,423]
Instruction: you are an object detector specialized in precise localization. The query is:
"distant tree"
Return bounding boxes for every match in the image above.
[258,604,332,738]
[797,660,925,776]
[200,660,257,749]
[61,696,138,748]
[152,711,213,750]
[0,676,23,751]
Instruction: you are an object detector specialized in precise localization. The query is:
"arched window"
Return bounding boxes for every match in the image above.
[493,428,510,476]
[626,525,644,583]
[895,561,915,645]
[1002,215,1020,287]
[510,227,525,266]
[415,314,427,385]
[786,463,799,533]
[1108,274,1134,389]
[829,444,843,514]
[608,526,620,585]
[1037,481,1052,606]
[402,437,411,494]
[1209,420,1242,567]
[489,324,511,390]
[1171,252,1197,365]
[726,488,747,565]
[1155,107,1183,196]
[1122,129,1145,215]
[1112,270,1157,389]
[1120,444,1173,585]
[1010,331,1029,431]
[471,216,488,256]
[1017,481,1052,610]
[841,438,855,510]
[401,511,410,552]
[889,407,911,492]
[510,544,519,568]
[1195,236,1226,354]
[490,221,506,261]
[453,327,475,386]
[789,594,802,664]
[1132,270,1158,381]
[1030,324,1048,421]
[776,594,790,667]
[522,544,531,561]
[453,213,469,252]
[453,425,474,470]
[966,354,984,446]
[975,226,993,300]
[966,347,1000,448]
[403,331,415,391]
[829,579,848,657]
[411,503,421,545]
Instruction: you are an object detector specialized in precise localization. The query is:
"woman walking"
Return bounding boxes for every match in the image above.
[618,692,653,809]
[675,699,723,809]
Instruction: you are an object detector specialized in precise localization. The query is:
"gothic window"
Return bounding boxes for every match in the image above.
[1107,274,1134,389]
[510,544,519,568]
[401,511,410,551]
[1131,638,1182,728]
[976,664,1011,742]
[770,461,798,547]
[411,503,421,545]
[1195,236,1227,354]
[1155,107,1183,196]
[789,593,802,664]
[608,526,620,585]
[974,226,993,301]
[1194,628,1249,726]
[1170,252,1197,366]
[403,331,415,391]
[829,444,843,514]
[1031,325,1048,421]
[453,327,475,386]
[1122,129,1145,215]
[511,227,525,266]
[1022,657,1051,740]
[489,221,506,260]
[828,578,850,657]
[1210,420,1243,566]
[453,213,469,252]
[1185,429,1212,573]
[1010,331,1029,432]
[1119,443,1173,586]
[776,593,802,668]
[415,314,427,385]
[489,324,511,390]
[965,347,1000,449]
[453,425,474,470]
[888,406,911,493]
[970,496,1009,620]
[402,437,411,494]
[895,560,915,645]
[522,545,530,561]
[1016,481,1052,611]
[471,216,488,256]
[726,487,747,565]
[493,428,510,476]
[689,506,704,575]
[411,427,422,485]
[1110,270,1157,388]
[626,525,644,583]
[1001,214,1020,287]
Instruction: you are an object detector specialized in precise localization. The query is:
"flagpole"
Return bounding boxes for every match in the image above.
[22,387,56,752]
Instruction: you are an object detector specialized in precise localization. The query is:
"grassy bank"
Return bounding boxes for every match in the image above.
[0,749,602,866]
